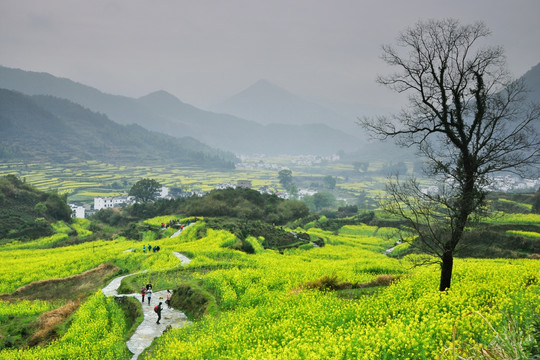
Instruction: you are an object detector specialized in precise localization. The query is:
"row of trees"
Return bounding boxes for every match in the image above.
[96,186,310,227]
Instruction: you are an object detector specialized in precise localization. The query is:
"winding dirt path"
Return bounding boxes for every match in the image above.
[102,252,191,360]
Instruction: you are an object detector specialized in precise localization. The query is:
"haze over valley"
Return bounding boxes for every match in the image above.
[2,61,540,166]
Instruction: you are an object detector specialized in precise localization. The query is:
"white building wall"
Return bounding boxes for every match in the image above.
[74,206,85,218]
[159,186,169,198]
[94,197,129,211]
[94,197,123,210]
[94,197,105,210]
[69,204,86,218]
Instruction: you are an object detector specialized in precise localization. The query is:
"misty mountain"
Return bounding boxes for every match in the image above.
[522,62,540,102]
[135,90,362,155]
[0,66,362,155]
[211,79,366,135]
[0,89,236,168]
[521,62,540,132]
[510,62,540,133]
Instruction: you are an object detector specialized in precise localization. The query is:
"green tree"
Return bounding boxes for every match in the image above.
[34,202,47,214]
[276,200,309,223]
[360,19,540,291]
[44,192,72,222]
[323,175,336,190]
[288,184,299,199]
[129,178,162,203]
[313,192,336,211]
[278,169,293,189]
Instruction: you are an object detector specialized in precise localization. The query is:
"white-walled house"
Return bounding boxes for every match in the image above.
[93,187,169,211]
[94,196,130,210]
[70,204,86,218]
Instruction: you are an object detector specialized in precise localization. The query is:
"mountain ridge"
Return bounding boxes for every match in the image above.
[0,66,362,156]
[0,89,237,168]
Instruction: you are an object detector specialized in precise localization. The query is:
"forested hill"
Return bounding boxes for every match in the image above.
[0,89,237,169]
[0,175,72,241]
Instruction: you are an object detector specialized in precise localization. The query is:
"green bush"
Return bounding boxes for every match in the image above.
[0,175,71,240]
[171,284,218,320]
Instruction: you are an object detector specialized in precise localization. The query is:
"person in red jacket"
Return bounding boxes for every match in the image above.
[155,302,163,324]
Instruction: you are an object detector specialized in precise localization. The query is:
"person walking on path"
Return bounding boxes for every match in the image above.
[141,285,146,303]
[166,289,172,308]
[155,302,163,324]
[147,288,152,305]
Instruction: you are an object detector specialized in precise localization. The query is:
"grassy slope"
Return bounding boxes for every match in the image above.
[0,263,122,349]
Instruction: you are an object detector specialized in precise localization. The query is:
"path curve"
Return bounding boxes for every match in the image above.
[102,252,192,360]
[173,251,191,265]
[170,222,193,238]
[102,271,146,297]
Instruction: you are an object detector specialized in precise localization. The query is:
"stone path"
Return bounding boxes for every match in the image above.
[170,228,183,238]
[125,290,189,359]
[102,252,192,360]
[384,246,395,255]
[102,271,146,297]
[173,251,191,265]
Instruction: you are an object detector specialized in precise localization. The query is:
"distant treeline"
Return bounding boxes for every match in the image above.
[92,187,310,227]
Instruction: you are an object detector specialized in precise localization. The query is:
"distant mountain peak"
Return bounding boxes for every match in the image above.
[213,79,357,131]
[239,79,296,98]
[139,90,183,103]
[140,89,176,99]
[137,90,192,114]
[253,78,272,86]
[250,78,280,89]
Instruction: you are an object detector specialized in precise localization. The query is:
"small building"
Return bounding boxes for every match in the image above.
[94,196,129,210]
[70,204,86,218]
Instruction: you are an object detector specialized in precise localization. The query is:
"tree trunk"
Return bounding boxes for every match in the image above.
[439,250,453,291]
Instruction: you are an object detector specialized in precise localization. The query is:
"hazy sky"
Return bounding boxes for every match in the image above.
[1,0,540,111]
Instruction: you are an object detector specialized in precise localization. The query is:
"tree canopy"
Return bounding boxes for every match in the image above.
[278,169,293,190]
[129,178,162,203]
[0,175,72,240]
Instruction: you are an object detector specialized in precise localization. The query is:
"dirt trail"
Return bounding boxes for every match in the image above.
[102,252,191,360]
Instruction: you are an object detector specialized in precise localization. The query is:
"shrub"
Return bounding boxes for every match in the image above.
[171,284,218,320]
[373,275,397,286]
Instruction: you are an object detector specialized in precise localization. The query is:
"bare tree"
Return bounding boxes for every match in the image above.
[360,19,540,291]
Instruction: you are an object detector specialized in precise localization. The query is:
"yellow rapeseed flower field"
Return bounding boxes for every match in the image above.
[1,217,538,359]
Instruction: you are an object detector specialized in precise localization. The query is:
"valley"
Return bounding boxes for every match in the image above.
[0,163,539,358]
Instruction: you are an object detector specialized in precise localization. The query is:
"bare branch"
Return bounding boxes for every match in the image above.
[361,18,540,290]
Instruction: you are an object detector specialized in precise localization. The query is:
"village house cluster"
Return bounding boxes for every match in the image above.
[70,186,170,219]
[71,182,260,219]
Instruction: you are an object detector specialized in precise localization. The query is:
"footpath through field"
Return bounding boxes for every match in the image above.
[102,252,191,360]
